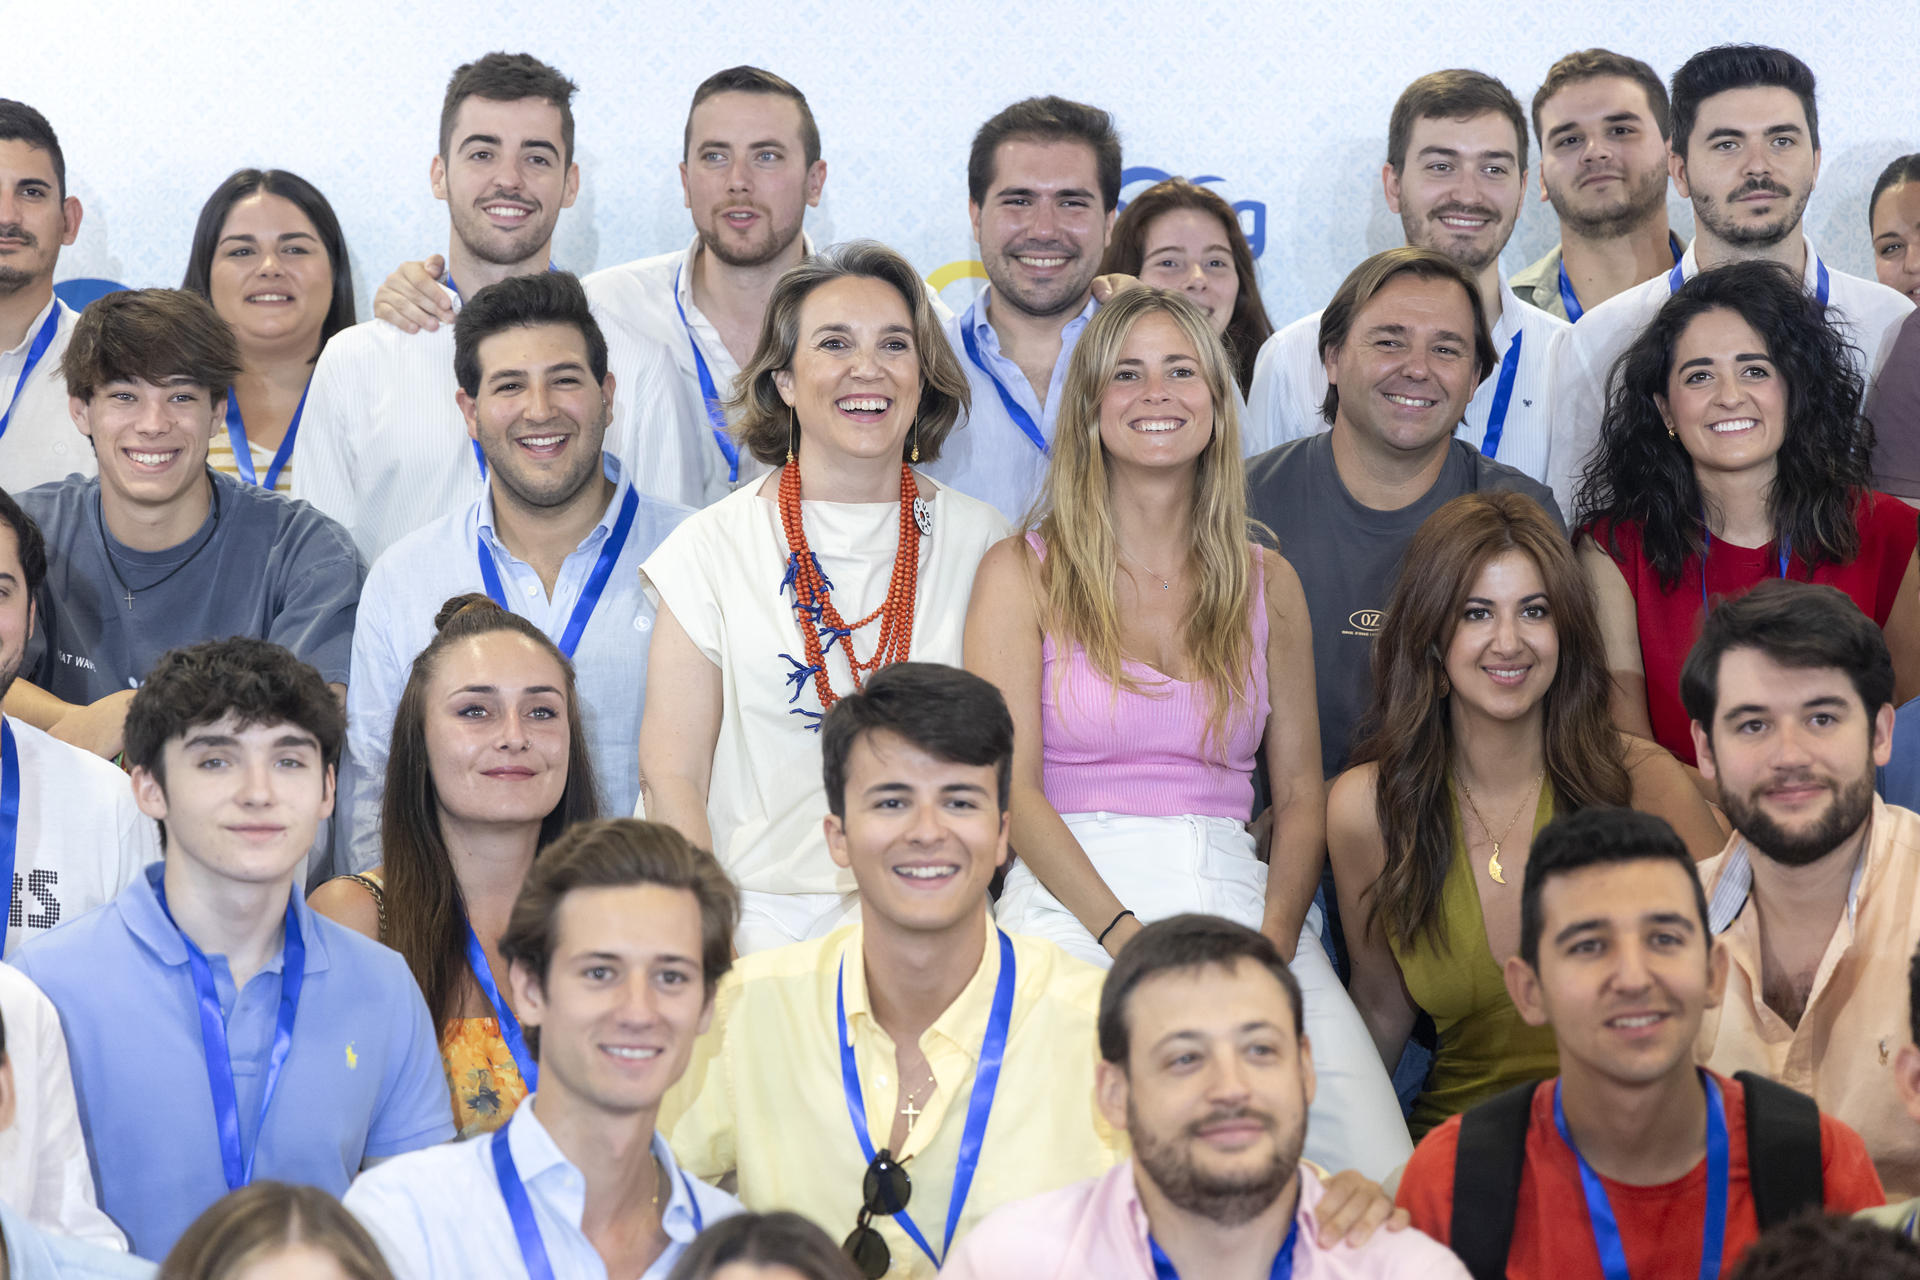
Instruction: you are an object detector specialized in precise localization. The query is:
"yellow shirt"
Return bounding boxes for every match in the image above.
[1697,795,1920,1197]
[663,922,1124,1278]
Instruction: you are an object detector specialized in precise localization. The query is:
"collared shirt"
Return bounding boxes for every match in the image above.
[0,296,90,493]
[1550,233,1915,511]
[12,864,455,1259]
[1696,795,1920,1197]
[925,288,1096,521]
[0,964,127,1250]
[0,716,159,959]
[942,1159,1470,1280]
[662,923,1123,1278]
[344,1097,741,1280]
[292,277,704,565]
[0,1199,153,1280]
[1242,276,1565,489]
[1509,233,1687,322]
[585,234,816,505]
[337,453,690,871]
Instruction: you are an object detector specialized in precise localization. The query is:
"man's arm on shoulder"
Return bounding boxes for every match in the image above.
[1819,1113,1890,1213]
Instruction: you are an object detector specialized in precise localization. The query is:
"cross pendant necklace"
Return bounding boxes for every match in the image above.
[899,1098,922,1123]
[122,587,136,611]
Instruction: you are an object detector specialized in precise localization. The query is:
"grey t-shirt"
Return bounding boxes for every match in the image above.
[1246,433,1564,778]
[21,470,363,701]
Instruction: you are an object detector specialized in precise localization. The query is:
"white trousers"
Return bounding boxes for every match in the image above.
[996,811,1413,1181]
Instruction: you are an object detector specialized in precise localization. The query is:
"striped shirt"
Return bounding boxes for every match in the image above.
[206,421,294,493]
[292,276,705,564]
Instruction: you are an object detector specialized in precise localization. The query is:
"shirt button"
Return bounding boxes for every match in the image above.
[634,616,652,632]
[524,582,540,597]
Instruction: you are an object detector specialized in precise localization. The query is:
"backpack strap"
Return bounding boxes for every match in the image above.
[1451,1080,1542,1280]
[1736,1070,1824,1228]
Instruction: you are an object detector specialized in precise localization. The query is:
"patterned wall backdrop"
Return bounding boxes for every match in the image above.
[14,1,1918,327]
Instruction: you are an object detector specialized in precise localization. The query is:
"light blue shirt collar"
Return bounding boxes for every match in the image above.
[119,862,330,980]
[504,1095,708,1240]
[476,453,630,561]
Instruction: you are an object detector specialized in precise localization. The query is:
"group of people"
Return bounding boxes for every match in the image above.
[0,31,1918,1280]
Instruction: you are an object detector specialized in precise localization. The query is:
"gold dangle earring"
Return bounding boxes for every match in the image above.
[910,420,919,465]
[787,405,797,464]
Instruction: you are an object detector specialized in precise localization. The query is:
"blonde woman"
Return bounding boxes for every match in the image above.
[964,287,1409,1179]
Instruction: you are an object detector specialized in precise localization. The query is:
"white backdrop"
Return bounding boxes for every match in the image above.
[13,1,1919,327]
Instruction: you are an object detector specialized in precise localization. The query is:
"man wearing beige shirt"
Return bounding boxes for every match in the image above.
[1683,579,1920,1197]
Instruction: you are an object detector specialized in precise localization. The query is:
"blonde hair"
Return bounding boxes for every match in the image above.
[1035,287,1257,755]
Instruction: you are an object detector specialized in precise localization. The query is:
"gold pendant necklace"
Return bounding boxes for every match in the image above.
[1458,770,1544,885]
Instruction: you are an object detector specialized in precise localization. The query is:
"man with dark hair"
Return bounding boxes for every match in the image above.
[1731,1215,1920,1280]
[0,100,89,494]
[1246,70,1565,488]
[1510,49,1683,322]
[334,271,690,870]
[1854,938,1920,1236]
[1552,44,1914,506]
[3,289,361,766]
[1246,247,1561,782]
[1397,805,1883,1279]
[1680,579,1920,1197]
[0,488,157,957]
[926,95,1122,520]
[345,818,744,1279]
[294,52,698,562]
[13,638,453,1260]
[943,914,1465,1278]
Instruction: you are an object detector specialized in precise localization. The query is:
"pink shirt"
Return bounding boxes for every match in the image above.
[939,1160,1470,1280]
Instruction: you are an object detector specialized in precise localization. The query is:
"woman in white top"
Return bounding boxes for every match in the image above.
[639,241,1009,952]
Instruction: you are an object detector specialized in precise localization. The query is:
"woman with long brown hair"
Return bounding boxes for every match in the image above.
[310,593,600,1137]
[1328,491,1720,1136]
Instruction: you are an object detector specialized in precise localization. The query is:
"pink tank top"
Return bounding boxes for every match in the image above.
[1030,532,1270,819]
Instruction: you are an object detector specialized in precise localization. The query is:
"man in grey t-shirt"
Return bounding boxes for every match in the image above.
[4,288,361,761]
[1246,247,1562,782]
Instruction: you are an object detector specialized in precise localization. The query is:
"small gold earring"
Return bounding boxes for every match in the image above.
[910,421,919,465]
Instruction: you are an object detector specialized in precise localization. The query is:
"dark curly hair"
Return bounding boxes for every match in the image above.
[1575,258,1871,590]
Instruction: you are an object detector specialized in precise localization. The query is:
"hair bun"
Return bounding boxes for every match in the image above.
[432,592,505,632]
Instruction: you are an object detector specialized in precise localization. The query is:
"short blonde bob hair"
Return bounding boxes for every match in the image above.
[729,240,970,467]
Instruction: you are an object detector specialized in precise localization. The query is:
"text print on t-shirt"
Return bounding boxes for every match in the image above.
[1343,608,1385,639]
[8,869,61,931]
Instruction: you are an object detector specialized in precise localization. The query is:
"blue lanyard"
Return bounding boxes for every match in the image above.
[1152,1215,1297,1279]
[1700,521,1791,616]
[475,483,638,659]
[223,381,309,490]
[1553,1073,1728,1280]
[1480,330,1524,460]
[958,322,1049,456]
[491,1123,703,1280]
[672,264,741,483]
[155,878,306,1191]
[0,307,60,443]
[1669,253,1830,309]
[0,721,17,945]
[1562,239,1683,324]
[463,916,537,1091]
[835,929,1016,1267]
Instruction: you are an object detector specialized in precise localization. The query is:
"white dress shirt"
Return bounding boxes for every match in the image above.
[1551,234,1916,512]
[337,454,689,872]
[0,963,126,1251]
[344,1099,741,1280]
[292,278,704,564]
[0,297,91,493]
[1243,276,1566,489]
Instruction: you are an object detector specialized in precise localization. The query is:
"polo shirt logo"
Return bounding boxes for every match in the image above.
[346,1043,359,1070]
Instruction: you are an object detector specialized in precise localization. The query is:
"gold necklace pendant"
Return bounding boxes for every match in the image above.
[1488,845,1506,885]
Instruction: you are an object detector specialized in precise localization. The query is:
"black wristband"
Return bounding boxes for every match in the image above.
[1097,909,1136,946]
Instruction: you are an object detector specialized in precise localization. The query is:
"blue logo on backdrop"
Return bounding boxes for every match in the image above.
[1118,167,1267,260]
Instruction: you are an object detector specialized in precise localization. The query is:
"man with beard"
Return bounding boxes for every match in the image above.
[1397,804,1883,1279]
[294,53,699,562]
[328,271,689,871]
[1243,70,1565,488]
[1550,45,1915,509]
[924,96,1120,521]
[1509,50,1683,323]
[0,101,90,492]
[1682,579,1920,1198]
[942,914,1462,1279]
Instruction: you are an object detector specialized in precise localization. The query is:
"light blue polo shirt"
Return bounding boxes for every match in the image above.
[13,864,455,1260]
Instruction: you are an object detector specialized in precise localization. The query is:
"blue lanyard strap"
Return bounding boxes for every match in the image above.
[958,322,1049,456]
[475,484,638,660]
[155,879,306,1190]
[1152,1214,1297,1280]
[0,307,60,443]
[463,916,537,1091]
[223,381,310,490]
[1566,240,1682,324]
[1700,520,1791,616]
[492,1123,705,1280]
[1480,330,1524,460]
[0,720,18,944]
[835,928,1016,1267]
[1553,1073,1728,1280]
[673,264,742,483]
